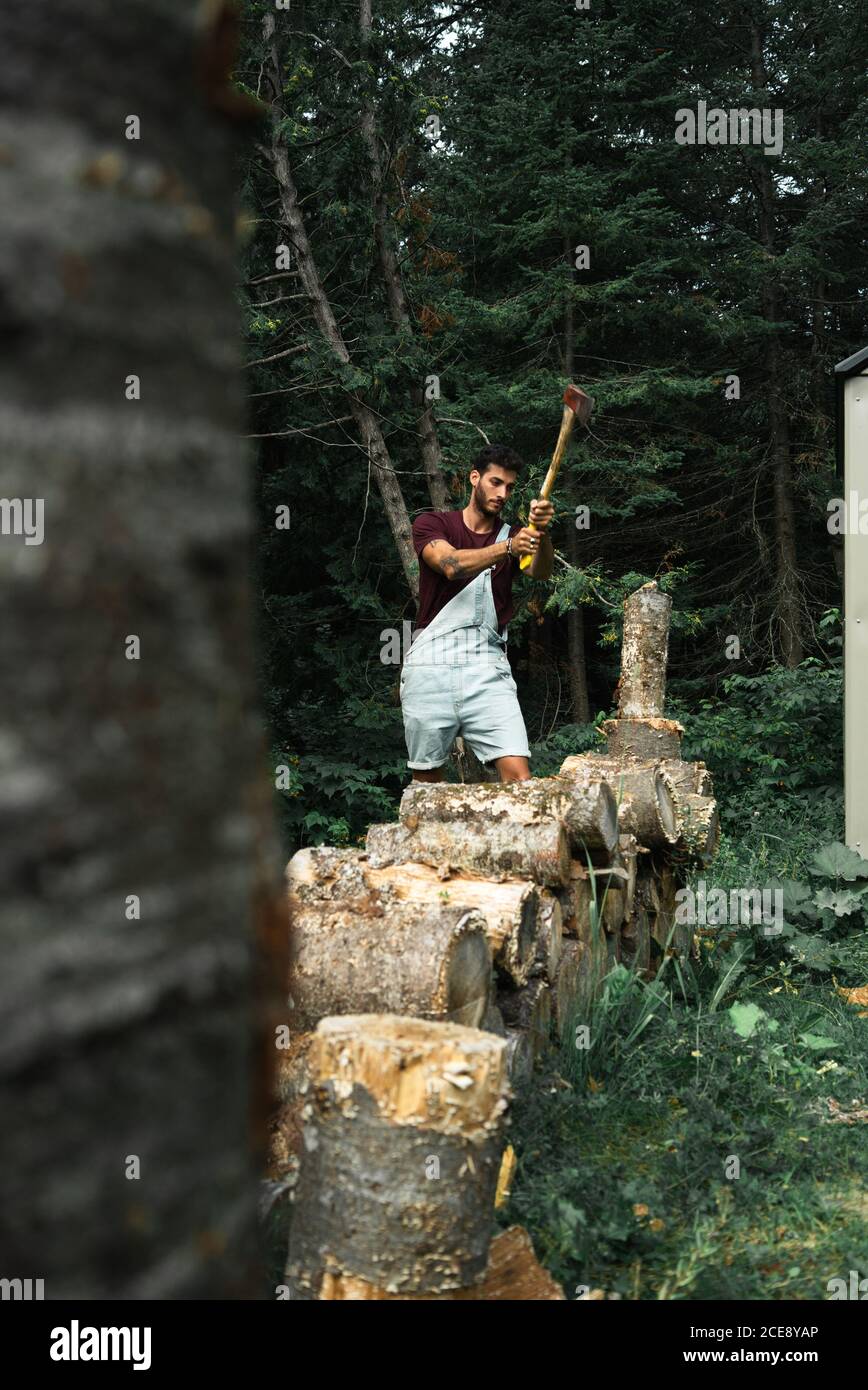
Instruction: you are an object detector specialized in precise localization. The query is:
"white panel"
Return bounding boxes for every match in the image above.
[844,369,868,851]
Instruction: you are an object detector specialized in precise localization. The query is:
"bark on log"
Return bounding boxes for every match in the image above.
[621,902,651,976]
[560,755,680,848]
[366,815,571,888]
[498,980,552,1060]
[602,716,685,761]
[482,1002,507,1037]
[552,940,584,1037]
[266,1098,304,1178]
[532,890,564,982]
[561,871,593,940]
[675,794,720,862]
[286,1015,509,1298]
[606,928,622,968]
[397,776,619,862]
[618,834,640,919]
[267,1033,314,1174]
[289,897,491,1031]
[316,1225,564,1300]
[288,848,542,986]
[617,581,672,717]
[601,881,626,935]
[658,758,713,798]
[274,1030,314,1104]
[654,862,692,958]
[559,860,619,944]
[505,1029,534,1087]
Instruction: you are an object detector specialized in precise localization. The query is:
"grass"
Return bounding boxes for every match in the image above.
[501,793,868,1300]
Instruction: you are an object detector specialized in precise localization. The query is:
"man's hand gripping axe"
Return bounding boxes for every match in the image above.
[519,384,595,571]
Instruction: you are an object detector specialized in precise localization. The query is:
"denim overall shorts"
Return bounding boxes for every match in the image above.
[399,520,532,770]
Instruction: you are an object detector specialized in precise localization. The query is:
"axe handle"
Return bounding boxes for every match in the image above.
[518,404,578,570]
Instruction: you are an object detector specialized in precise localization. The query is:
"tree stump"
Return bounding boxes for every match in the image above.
[286,1015,509,1298]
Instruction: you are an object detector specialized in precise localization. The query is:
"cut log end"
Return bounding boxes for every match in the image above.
[309,1013,510,1134]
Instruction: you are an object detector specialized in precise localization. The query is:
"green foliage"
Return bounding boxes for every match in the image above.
[674,657,843,828]
[503,869,868,1299]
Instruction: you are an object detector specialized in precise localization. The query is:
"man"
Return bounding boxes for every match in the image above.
[400,443,554,784]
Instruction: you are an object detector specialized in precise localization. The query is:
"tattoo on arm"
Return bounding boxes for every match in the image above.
[440,552,462,579]
[422,539,463,579]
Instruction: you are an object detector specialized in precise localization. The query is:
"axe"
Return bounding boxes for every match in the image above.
[519,384,594,571]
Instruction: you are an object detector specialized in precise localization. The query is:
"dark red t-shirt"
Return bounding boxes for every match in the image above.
[411,509,521,633]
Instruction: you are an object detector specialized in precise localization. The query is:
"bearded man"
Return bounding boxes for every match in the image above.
[400,444,554,784]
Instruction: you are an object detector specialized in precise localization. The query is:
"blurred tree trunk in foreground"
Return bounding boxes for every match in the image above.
[0,0,286,1298]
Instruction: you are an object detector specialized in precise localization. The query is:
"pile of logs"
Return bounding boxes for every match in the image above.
[271,582,719,1299]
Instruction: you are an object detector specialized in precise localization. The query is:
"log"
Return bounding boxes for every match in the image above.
[656,862,692,957]
[552,940,583,1038]
[606,928,621,969]
[531,890,563,982]
[621,902,651,976]
[560,869,593,941]
[274,1030,314,1104]
[398,776,619,861]
[266,1098,304,1178]
[602,716,684,761]
[658,758,712,798]
[505,1029,534,1087]
[286,1015,509,1298]
[617,581,672,718]
[267,1033,315,1175]
[288,897,491,1031]
[601,881,626,935]
[482,1002,507,1037]
[618,833,640,919]
[366,816,571,889]
[560,754,680,848]
[559,860,622,943]
[316,1225,564,1300]
[498,980,551,1060]
[288,849,542,986]
[696,765,714,797]
[675,793,720,862]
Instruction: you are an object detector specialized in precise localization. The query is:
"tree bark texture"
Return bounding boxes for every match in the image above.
[287,847,543,986]
[0,0,286,1297]
[288,897,491,1031]
[263,13,419,599]
[560,754,680,848]
[286,1015,509,1298]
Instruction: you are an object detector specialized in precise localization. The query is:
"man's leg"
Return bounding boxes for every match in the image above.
[412,767,444,783]
[493,755,531,782]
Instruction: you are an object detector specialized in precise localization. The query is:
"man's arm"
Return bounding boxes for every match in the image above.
[420,526,544,581]
[522,530,554,582]
[516,497,555,581]
[420,537,509,582]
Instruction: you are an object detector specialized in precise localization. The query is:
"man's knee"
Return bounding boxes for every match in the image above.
[494,755,531,782]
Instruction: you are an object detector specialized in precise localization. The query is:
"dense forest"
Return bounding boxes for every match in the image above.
[235,0,866,851]
[239,0,868,1302]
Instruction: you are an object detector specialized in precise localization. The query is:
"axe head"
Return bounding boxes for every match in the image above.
[564,384,594,426]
